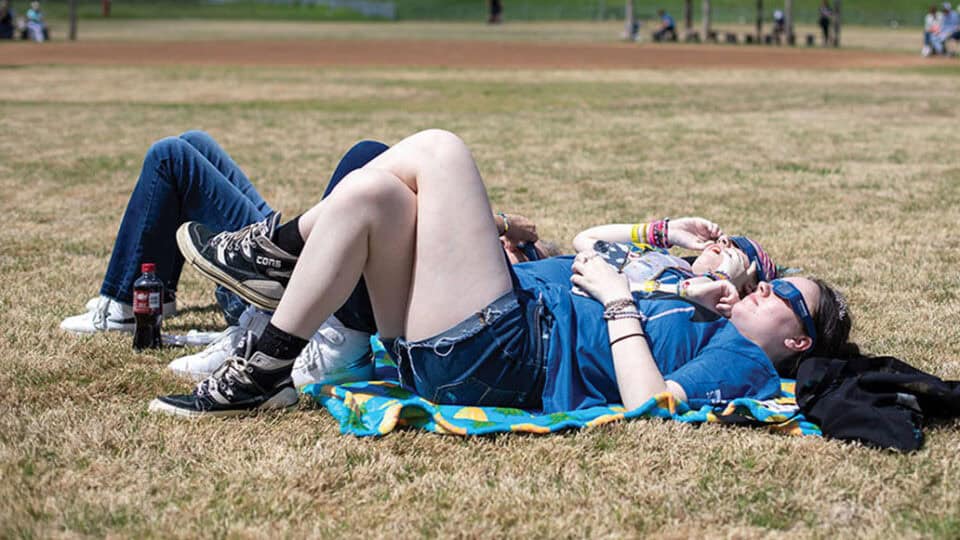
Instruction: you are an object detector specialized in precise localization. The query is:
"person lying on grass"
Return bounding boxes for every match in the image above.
[60,131,776,393]
[56,131,554,386]
[148,128,853,417]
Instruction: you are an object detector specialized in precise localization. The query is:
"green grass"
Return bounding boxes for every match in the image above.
[33,0,930,26]
[3,26,960,539]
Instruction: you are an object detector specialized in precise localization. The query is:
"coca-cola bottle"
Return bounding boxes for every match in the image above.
[133,263,163,350]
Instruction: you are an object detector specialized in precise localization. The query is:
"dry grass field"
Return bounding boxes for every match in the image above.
[2,21,960,538]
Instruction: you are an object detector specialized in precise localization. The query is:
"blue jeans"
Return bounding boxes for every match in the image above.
[100,131,273,307]
[99,130,388,324]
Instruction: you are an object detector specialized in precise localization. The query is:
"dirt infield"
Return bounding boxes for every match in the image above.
[1,39,932,70]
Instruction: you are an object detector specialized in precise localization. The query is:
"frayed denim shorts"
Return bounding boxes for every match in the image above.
[388,290,550,410]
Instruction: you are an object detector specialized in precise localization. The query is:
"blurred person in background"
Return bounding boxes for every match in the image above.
[488,0,502,24]
[0,0,15,40]
[772,9,786,41]
[934,2,960,55]
[652,9,676,42]
[818,0,833,46]
[25,0,48,42]
[924,5,942,56]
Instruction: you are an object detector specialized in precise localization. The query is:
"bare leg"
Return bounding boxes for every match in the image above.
[276,129,512,342]
[271,169,416,339]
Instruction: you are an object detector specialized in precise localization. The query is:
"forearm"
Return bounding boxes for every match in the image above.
[572,224,633,252]
[607,318,669,410]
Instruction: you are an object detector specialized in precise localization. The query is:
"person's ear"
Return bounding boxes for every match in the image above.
[784,335,812,354]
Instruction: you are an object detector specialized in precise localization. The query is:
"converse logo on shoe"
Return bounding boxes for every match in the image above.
[256,255,282,269]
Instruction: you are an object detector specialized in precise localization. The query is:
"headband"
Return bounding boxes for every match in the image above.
[729,236,776,283]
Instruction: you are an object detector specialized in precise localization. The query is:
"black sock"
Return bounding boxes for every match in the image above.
[273,215,305,256]
[257,322,308,361]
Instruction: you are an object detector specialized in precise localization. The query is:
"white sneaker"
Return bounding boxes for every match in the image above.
[60,296,153,334]
[166,306,271,380]
[82,295,177,316]
[291,316,374,388]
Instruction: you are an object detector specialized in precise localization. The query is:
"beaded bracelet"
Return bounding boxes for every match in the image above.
[604,309,643,321]
[603,298,635,311]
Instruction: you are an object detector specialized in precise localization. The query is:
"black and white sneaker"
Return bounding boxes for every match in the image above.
[176,213,297,310]
[149,332,299,418]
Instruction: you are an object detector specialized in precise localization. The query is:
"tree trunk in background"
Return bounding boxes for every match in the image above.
[684,0,693,32]
[755,0,763,40]
[784,0,794,45]
[702,0,711,39]
[68,0,77,40]
[624,0,636,41]
[833,0,842,46]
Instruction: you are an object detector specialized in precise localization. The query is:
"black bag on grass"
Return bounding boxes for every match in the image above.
[795,355,960,452]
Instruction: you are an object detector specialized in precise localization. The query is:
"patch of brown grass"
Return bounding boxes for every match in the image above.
[1,61,959,537]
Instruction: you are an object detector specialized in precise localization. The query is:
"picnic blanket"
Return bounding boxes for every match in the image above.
[303,340,822,438]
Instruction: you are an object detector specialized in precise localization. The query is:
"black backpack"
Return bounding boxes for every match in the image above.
[795,355,960,452]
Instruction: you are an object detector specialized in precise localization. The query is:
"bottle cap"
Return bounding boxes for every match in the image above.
[141,263,156,273]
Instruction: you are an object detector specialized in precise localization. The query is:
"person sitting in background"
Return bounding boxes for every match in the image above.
[934,2,960,55]
[924,5,942,56]
[25,0,47,42]
[772,9,786,40]
[0,0,15,40]
[652,9,676,42]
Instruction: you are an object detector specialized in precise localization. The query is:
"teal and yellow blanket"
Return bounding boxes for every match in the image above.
[303,342,821,438]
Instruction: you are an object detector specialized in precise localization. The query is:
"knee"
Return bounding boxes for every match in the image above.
[409,129,468,158]
[335,169,413,211]
[178,130,213,148]
[146,137,189,161]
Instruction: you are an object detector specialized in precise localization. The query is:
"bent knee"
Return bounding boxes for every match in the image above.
[148,136,194,157]
[177,130,214,147]
[335,169,413,208]
[409,129,469,157]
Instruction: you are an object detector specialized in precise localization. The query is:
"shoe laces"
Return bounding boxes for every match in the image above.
[209,219,270,255]
[197,353,253,400]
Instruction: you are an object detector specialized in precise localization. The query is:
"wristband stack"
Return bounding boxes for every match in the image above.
[602,298,643,321]
[630,219,671,250]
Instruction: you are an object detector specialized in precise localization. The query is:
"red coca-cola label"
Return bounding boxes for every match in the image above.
[133,291,161,314]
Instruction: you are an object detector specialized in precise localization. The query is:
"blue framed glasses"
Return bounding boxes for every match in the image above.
[770,279,817,346]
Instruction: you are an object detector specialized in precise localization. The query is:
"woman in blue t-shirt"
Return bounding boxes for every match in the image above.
[150,129,852,418]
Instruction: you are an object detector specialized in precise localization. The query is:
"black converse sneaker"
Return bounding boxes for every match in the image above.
[177,213,297,310]
[149,332,299,417]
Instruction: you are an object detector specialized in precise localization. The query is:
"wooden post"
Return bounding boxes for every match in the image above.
[784,0,794,45]
[684,0,693,32]
[832,0,841,47]
[624,0,636,41]
[755,0,763,41]
[68,0,77,40]
[702,0,711,40]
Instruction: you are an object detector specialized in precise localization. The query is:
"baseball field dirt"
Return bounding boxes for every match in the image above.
[2,38,935,69]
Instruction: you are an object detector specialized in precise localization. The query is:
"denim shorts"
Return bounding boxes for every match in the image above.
[389,290,551,410]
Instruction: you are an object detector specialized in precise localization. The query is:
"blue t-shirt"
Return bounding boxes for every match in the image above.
[662,13,675,28]
[513,258,779,413]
